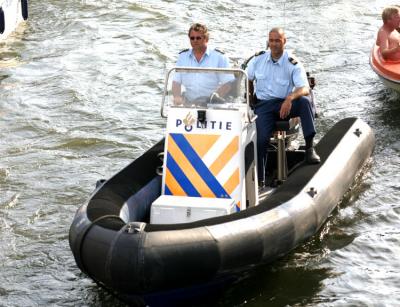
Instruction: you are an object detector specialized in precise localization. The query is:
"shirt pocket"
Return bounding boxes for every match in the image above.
[273,77,290,98]
[255,72,267,81]
[275,77,289,87]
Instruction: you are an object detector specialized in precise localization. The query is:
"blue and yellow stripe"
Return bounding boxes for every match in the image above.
[165,133,231,198]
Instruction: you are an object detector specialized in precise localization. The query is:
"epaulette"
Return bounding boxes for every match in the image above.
[288,56,298,65]
[179,48,189,54]
[241,50,266,70]
[214,48,225,54]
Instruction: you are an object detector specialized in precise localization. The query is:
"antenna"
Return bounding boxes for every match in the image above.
[283,1,286,29]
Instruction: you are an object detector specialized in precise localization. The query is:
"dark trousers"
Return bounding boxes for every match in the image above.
[255,96,316,183]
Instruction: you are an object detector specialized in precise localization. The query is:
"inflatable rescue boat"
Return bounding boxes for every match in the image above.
[69,67,375,306]
[370,44,400,93]
[0,0,28,41]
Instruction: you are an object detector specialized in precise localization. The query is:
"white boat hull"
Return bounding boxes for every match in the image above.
[0,0,27,41]
[380,76,400,93]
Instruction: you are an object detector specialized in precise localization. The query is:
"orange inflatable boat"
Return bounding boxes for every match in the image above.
[370,44,400,93]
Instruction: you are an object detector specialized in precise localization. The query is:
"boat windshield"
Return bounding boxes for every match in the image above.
[161,67,249,117]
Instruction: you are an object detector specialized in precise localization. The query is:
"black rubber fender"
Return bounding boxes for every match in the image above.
[21,0,28,20]
[0,7,5,34]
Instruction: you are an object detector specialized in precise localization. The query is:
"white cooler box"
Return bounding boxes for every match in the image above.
[150,195,236,224]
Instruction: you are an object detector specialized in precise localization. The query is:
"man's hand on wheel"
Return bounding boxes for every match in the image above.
[210,92,226,104]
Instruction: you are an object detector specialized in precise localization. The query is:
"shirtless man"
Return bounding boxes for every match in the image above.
[376,6,400,61]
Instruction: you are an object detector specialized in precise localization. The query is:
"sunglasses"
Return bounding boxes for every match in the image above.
[190,36,203,41]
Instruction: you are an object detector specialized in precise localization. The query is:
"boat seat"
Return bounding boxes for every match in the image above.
[274,120,290,184]
[275,120,291,132]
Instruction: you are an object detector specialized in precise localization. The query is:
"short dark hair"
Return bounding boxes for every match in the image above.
[188,23,209,40]
[269,27,286,38]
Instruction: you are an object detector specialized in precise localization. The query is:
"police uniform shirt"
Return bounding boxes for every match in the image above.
[174,47,234,101]
[247,50,308,101]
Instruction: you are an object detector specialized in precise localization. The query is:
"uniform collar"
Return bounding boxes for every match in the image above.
[267,50,287,65]
[190,46,211,58]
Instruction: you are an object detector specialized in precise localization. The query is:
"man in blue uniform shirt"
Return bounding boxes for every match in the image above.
[172,23,233,105]
[247,27,320,187]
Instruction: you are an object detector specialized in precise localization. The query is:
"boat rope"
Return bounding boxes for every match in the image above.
[85,221,147,305]
[104,222,145,288]
[74,214,124,275]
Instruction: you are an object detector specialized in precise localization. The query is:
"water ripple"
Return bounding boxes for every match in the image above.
[1,0,399,306]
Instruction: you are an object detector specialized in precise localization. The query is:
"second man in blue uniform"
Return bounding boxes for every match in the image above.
[247,27,320,187]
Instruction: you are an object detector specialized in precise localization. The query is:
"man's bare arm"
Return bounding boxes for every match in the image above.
[280,86,309,119]
[172,81,183,105]
[248,80,255,106]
